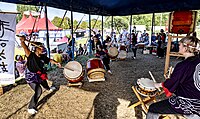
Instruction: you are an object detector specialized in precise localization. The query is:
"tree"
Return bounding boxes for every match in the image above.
[16,4,38,23]
[104,16,129,33]
[80,21,88,29]
[91,18,102,30]
[73,20,78,29]
[51,16,71,29]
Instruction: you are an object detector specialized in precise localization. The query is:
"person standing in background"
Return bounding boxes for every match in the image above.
[131,31,137,59]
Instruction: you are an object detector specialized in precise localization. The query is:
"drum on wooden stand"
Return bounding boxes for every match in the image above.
[63,61,84,83]
[117,50,127,60]
[135,78,158,97]
[86,58,106,81]
[108,47,118,60]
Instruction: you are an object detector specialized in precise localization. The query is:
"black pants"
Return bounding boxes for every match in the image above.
[157,47,164,57]
[28,80,50,109]
[147,99,200,119]
[148,99,177,114]
[132,48,137,57]
[146,99,177,119]
[102,57,110,70]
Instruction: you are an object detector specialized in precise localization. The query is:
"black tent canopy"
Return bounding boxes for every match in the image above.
[1,0,200,15]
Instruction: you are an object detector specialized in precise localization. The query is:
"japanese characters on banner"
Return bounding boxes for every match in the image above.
[0,13,16,84]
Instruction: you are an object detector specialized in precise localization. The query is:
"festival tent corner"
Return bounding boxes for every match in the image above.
[16,13,36,34]
[16,14,27,28]
[16,13,62,34]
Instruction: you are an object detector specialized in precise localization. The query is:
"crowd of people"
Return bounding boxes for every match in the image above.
[39,28,171,67]
[14,28,200,118]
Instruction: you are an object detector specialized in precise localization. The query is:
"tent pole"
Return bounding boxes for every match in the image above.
[101,15,104,43]
[114,21,120,34]
[89,13,92,55]
[44,5,50,59]
[92,16,99,30]
[130,15,132,39]
[74,14,85,32]
[71,10,74,60]
[111,16,113,37]
[59,10,68,28]
[151,13,155,45]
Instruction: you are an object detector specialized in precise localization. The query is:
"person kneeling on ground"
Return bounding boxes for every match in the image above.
[96,45,112,74]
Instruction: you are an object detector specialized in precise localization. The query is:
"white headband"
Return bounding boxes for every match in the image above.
[183,43,200,51]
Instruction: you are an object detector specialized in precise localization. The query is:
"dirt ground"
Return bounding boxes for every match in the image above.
[0,50,186,119]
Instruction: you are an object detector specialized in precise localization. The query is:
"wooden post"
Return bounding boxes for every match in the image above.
[164,35,172,74]
[0,85,3,95]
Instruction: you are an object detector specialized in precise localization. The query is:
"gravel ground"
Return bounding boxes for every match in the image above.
[0,50,186,119]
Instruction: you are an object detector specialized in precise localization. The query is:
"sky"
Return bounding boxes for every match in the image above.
[0,1,99,21]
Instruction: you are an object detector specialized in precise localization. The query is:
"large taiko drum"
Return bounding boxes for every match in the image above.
[135,78,158,97]
[86,58,106,80]
[117,50,127,60]
[108,47,118,59]
[63,61,84,83]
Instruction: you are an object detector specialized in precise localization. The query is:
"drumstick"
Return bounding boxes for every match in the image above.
[25,40,43,49]
[168,66,173,79]
[149,71,161,92]
[61,67,75,71]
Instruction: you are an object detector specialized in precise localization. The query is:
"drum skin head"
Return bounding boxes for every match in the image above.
[63,61,83,79]
[108,47,118,57]
[118,50,127,59]
[137,78,157,91]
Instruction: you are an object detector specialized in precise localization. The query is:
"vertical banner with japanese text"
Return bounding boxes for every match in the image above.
[0,13,16,84]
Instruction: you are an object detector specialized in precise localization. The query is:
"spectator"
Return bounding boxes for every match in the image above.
[66,46,72,62]
[151,33,157,46]
[77,44,84,56]
[53,49,63,63]
[15,55,27,77]
[83,44,88,55]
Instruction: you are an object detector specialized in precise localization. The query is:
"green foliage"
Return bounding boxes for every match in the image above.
[91,18,102,29]
[80,21,88,29]
[197,11,200,25]
[73,20,78,29]
[104,16,129,33]
[16,4,38,23]
[102,13,169,31]
[51,16,71,29]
